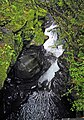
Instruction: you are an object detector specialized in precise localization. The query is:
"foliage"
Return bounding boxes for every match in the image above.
[0,0,47,87]
[33,0,84,111]
[0,44,15,86]
[0,0,84,112]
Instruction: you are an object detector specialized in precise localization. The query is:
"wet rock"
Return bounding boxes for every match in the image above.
[51,55,70,95]
[0,42,51,120]
[18,54,76,120]
[8,42,51,82]
[0,42,76,120]
[14,51,40,79]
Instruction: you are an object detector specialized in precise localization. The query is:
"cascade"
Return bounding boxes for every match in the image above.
[0,23,76,120]
[18,24,75,119]
[38,23,64,86]
[44,23,64,58]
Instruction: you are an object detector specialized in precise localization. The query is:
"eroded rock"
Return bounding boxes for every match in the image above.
[0,42,51,120]
[0,42,76,120]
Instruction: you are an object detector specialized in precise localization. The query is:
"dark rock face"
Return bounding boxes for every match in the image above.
[0,42,76,120]
[18,55,76,120]
[0,43,50,120]
[10,42,51,82]
[51,56,70,96]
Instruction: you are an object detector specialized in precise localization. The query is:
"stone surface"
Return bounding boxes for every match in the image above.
[18,54,76,120]
[0,42,76,120]
[0,42,51,120]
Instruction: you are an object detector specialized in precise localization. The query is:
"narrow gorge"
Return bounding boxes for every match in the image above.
[0,21,76,119]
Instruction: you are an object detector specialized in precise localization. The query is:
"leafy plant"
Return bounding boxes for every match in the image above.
[33,0,84,111]
[0,0,47,87]
[0,0,84,112]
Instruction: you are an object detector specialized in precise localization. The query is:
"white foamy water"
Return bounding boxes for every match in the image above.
[38,59,59,84]
[38,24,64,85]
[44,24,64,58]
[19,24,70,120]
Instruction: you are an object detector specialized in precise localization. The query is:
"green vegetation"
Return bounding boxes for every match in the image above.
[36,0,84,111]
[0,0,47,86]
[0,0,84,111]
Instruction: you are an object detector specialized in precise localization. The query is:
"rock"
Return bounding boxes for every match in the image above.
[51,55,70,95]
[17,53,76,120]
[8,42,51,82]
[0,42,51,120]
[14,51,40,79]
[0,42,76,120]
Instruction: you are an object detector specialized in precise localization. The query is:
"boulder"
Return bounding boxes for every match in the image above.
[0,42,51,120]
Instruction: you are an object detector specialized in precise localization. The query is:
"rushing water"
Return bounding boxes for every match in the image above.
[18,24,74,120]
[38,24,64,86]
[44,24,64,58]
[0,23,76,120]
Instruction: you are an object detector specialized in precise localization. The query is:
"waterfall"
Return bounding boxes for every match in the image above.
[38,23,64,86]
[0,23,75,120]
[44,24,64,57]
[18,24,73,120]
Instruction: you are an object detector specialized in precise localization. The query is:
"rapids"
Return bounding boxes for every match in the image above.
[38,23,64,87]
[18,24,75,119]
[0,23,76,120]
